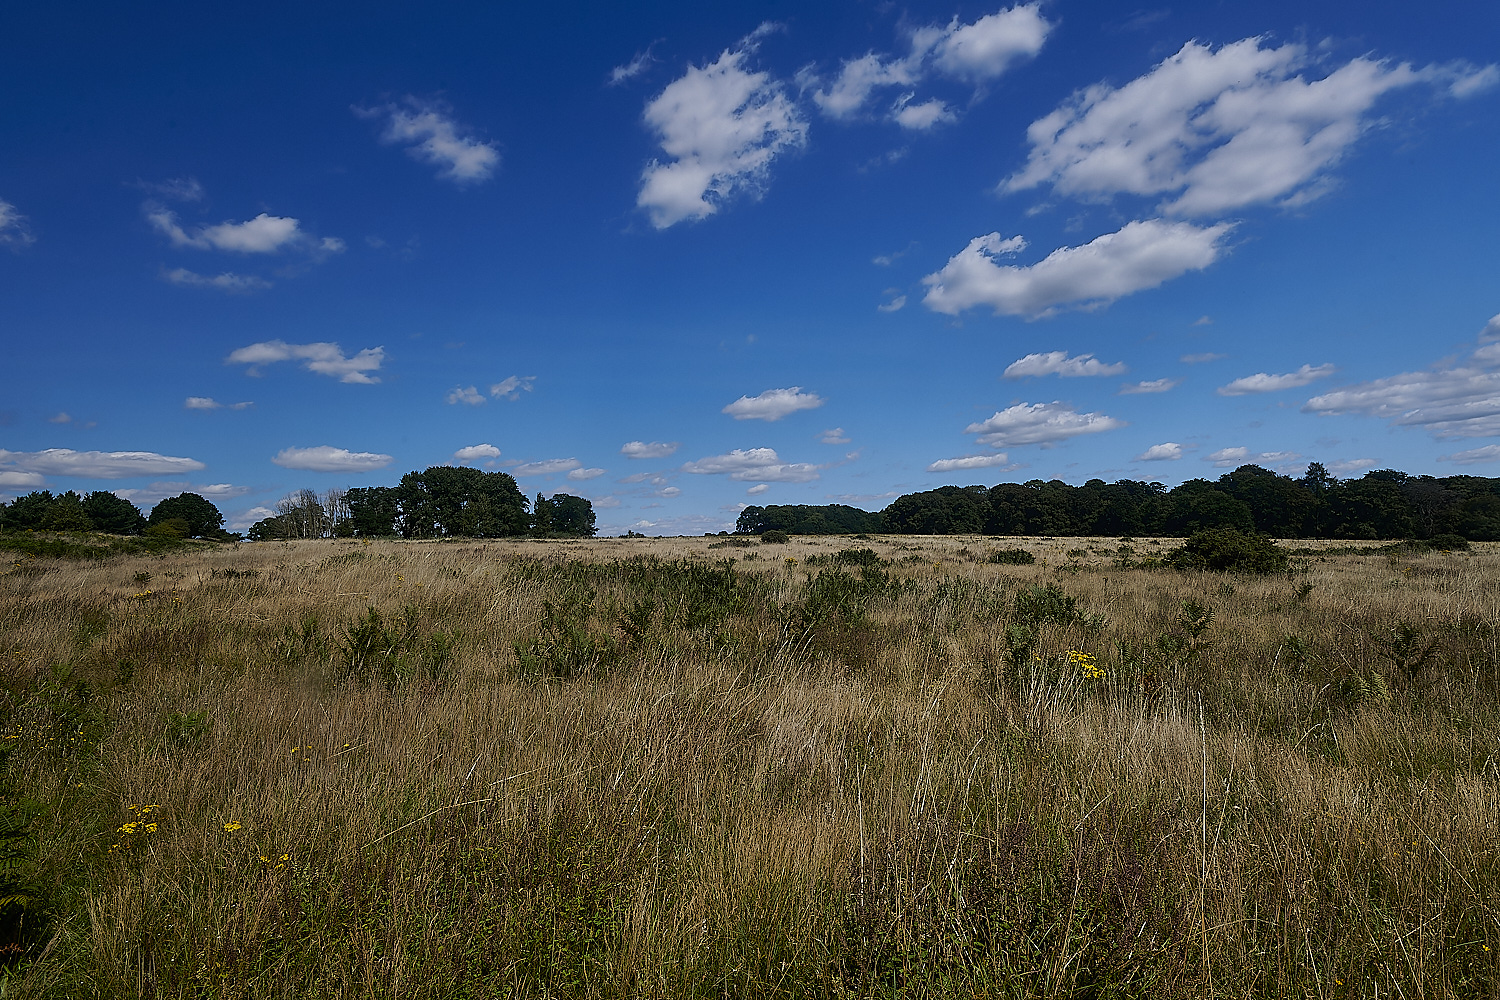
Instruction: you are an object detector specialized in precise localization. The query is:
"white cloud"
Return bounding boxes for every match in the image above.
[891,95,955,130]
[1448,63,1500,99]
[1003,38,1489,216]
[0,448,205,479]
[1003,350,1127,378]
[146,205,309,253]
[48,412,72,424]
[722,387,825,421]
[809,4,1051,122]
[1438,444,1500,465]
[746,483,770,495]
[878,293,908,312]
[184,396,252,410]
[922,220,1233,318]
[931,4,1052,82]
[490,376,535,400]
[1206,447,1302,469]
[137,177,204,202]
[447,386,485,406]
[1481,313,1500,342]
[1119,377,1181,394]
[637,34,808,228]
[818,428,850,445]
[226,340,384,384]
[162,267,274,292]
[1327,458,1378,475]
[113,481,251,505]
[568,467,606,481]
[453,443,501,463]
[511,458,582,477]
[1219,363,1335,395]
[1302,336,1500,439]
[1181,352,1226,364]
[0,199,35,248]
[1193,315,1213,326]
[655,486,683,498]
[1134,442,1183,461]
[593,496,622,509]
[0,471,46,488]
[610,47,656,86]
[358,97,499,184]
[272,446,392,473]
[964,402,1126,447]
[927,453,1013,473]
[621,440,681,459]
[682,447,820,482]
[228,505,276,532]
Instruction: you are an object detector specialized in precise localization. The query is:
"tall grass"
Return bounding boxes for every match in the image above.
[1,533,1497,997]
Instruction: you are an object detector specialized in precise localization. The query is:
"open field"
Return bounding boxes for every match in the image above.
[2,533,1499,998]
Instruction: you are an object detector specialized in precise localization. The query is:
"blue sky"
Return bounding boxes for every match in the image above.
[2,1,1498,535]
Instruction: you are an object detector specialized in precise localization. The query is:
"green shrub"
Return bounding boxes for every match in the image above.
[989,547,1035,565]
[1167,528,1288,574]
[760,529,790,544]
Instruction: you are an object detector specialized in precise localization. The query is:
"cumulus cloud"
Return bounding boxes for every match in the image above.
[0,448,205,479]
[926,453,1013,473]
[447,386,485,405]
[1438,444,1500,465]
[184,396,252,410]
[746,483,770,495]
[681,447,820,482]
[922,220,1233,318]
[964,402,1126,447]
[1219,363,1335,395]
[621,440,681,459]
[1004,350,1127,378]
[1003,37,1495,216]
[272,446,392,473]
[490,376,535,400]
[637,30,808,227]
[1302,335,1500,439]
[818,428,851,445]
[227,340,384,384]
[0,199,36,248]
[722,387,825,421]
[453,443,501,463]
[809,4,1051,122]
[1120,377,1181,394]
[511,458,582,477]
[0,471,46,488]
[162,268,273,292]
[568,467,606,481]
[1481,313,1500,342]
[357,97,499,184]
[1134,442,1184,461]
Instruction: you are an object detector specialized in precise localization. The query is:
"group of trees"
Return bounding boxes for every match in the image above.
[738,464,1500,541]
[248,466,596,540]
[0,490,227,538]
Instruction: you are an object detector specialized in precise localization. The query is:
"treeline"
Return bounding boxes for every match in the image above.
[0,490,228,539]
[738,464,1500,540]
[251,466,596,540]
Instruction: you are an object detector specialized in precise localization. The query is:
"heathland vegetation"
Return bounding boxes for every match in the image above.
[1,528,1497,997]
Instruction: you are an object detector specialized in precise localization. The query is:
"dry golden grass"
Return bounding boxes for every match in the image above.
[2,534,1498,997]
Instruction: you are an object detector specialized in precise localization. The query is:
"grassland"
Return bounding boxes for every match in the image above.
[1,532,1498,998]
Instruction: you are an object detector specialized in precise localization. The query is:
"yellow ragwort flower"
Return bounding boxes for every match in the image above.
[223,821,242,832]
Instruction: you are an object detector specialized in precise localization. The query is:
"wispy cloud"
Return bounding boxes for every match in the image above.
[923,220,1233,318]
[927,453,1013,473]
[1438,444,1500,465]
[568,467,606,481]
[1206,446,1302,469]
[818,428,851,445]
[1181,352,1226,364]
[357,97,499,184]
[682,447,820,482]
[1119,377,1181,394]
[722,387,824,421]
[272,446,393,472]
[490,376,535,400]
[637,26,808,228]
[610,45,657,85]
[184,397,253,410]
[0,198,36,248]
[227,340,384,384]
[162,268,273,292]
[511,458,582,477]
[1219,363,1335,395]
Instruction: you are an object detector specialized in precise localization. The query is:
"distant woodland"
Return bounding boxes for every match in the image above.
[738,463,1500,540]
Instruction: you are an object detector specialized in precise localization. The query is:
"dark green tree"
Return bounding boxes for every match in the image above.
[0,491,55,530]
[39,491,94,531]
[392,467,528,538]
[82,492,146,534]
[536,494,596,537]
[345,486,400,536]
[148,493,224,538]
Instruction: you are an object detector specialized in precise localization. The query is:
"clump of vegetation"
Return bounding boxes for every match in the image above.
[988,547,1035,565]
[1167,527,1289,573]
[759,529,790,544]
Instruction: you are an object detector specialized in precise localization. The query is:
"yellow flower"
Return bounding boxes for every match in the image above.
[118,822,138,834]
[223,821,242,832]
[144,822,157,833]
